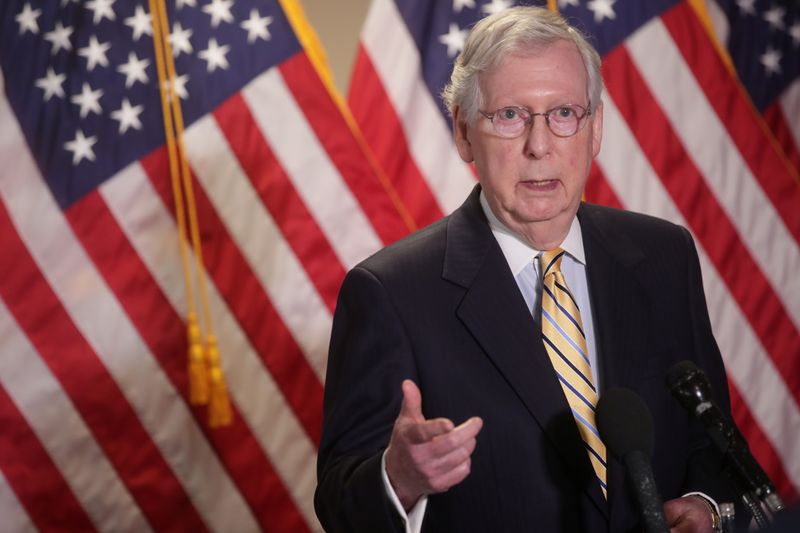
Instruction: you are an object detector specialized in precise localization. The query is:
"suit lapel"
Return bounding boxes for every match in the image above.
[578,204,650,391]
[444,189,608,517]
[578,204,655,522]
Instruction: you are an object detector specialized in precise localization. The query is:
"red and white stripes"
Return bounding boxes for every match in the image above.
[349,0,477,228]
[595,2,800,499]
[0,44,412,531]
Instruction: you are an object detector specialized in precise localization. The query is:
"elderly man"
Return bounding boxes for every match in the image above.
[315,6,731,533]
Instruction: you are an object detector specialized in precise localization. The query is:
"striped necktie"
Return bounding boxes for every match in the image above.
[539,248,607,498]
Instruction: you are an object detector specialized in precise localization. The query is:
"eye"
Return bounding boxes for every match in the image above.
[553,106,576,119]
[486,107,530,138]
[499,107,520,121]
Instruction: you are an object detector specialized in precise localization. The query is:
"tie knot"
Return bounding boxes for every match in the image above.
[540,248,565,277]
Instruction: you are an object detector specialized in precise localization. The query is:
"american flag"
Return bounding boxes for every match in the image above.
[710,0,800,172]
[349,0,800,505]
[0,0,411,531]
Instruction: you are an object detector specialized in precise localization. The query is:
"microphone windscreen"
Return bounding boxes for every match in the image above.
[665,360,699,392]
[596,387,654,461]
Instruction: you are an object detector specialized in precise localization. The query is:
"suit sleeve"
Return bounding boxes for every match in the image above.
[314,266,417,533]
[679,226,736,501]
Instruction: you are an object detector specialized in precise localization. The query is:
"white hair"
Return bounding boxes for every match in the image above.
[441,6,603,123]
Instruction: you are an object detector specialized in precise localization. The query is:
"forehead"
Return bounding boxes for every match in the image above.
[480,40,588,103]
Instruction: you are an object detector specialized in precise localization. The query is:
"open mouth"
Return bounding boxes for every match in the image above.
[521,179,559,190]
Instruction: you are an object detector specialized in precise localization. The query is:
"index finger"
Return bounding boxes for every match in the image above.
[404,417,455,444]
[429,417,483,454]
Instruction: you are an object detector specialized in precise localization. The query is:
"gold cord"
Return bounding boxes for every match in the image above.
[148,0,232,426]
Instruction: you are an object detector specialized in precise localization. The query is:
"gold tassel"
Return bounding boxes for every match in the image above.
[206,335,232,427]
[187,312,209,405]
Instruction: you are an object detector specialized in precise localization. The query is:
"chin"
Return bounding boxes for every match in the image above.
[514,205,563,224]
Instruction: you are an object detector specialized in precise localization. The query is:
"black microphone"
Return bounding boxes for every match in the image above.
[666,360,784,525]
[596,387,669,533]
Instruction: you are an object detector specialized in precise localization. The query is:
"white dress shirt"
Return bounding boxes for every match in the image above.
[479,192,600,385]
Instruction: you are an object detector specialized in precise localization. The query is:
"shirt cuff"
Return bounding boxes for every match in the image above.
[684,491,721,531]
[381,450,428,533]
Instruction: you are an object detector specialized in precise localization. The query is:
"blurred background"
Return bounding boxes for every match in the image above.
[303,0,370,95]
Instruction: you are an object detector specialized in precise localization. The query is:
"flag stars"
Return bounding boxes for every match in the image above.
[763,6,785,31]
[172,74,190,100]
[170,23,193,57]
[78,35,111,71]
[481,0,513,16]
[199,38,231,72]
[111,99,144,134]
[558,0,580,8]
[124,5,152,41]
[789,22,800,47]
[735,0,755,16]
[16,3,41,35]
[85,0,116,24]
[164,74,190,100]
[64,130,98,165]
[240,10,273,44]
[759,47,781,76]
[587,0,617,23]
[203,0,234,28]
[71,82,104,118]
[35,67,66,101]
[453,0,475,13]
[44,21,74,54]
[117,52,150,87]
[439,23,468,58]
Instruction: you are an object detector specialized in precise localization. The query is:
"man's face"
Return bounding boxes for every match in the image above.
[454,40,603,238]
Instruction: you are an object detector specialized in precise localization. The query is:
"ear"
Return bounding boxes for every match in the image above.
[452,106,474,163]
[591,101,603,158]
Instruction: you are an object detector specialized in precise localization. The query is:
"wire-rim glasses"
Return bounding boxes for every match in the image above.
[479,104,592,138]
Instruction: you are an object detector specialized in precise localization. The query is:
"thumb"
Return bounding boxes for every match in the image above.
[398,379,424,422]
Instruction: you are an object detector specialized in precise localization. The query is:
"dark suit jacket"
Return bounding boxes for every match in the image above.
[315,186,732,532]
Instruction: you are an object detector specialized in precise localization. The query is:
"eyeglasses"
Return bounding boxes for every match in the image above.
[479,104,592,138]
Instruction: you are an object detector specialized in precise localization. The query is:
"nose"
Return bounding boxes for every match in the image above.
[524,113,553,160]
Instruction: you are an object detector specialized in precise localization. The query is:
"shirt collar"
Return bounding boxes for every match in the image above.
[479,190,586,276]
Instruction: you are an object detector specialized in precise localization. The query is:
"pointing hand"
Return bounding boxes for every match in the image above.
[385,380,483,511]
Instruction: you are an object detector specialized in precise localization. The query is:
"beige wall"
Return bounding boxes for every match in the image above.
[302,0,372,96]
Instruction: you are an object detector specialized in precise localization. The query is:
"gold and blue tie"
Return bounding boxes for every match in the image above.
[539,248,607,498]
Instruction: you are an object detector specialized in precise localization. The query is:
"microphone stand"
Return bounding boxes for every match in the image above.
[699,405,782,529]
[730,478,769,529]
[668,363,784,529]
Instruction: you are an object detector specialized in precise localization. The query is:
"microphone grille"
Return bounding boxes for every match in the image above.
[665,360,699,392]
[596,387,655,461]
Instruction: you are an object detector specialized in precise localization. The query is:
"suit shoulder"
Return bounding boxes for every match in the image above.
[579,202,689,242]
[355,217,449,280]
